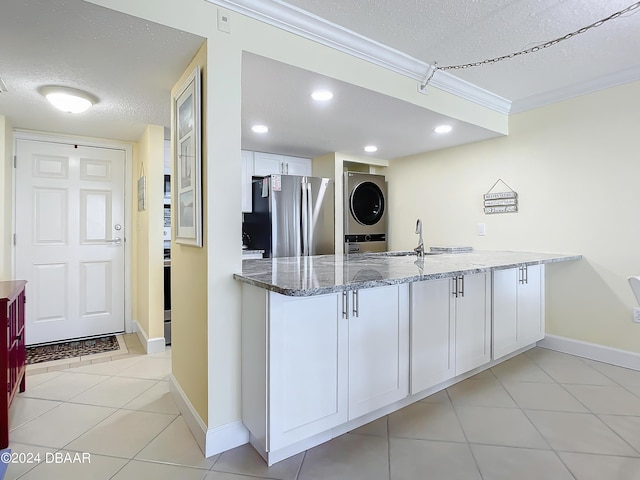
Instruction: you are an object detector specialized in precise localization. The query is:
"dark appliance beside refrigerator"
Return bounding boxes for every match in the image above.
[243,175,334,258]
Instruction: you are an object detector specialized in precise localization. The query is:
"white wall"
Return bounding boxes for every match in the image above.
[387,80,640,353]
[0,116,13,280]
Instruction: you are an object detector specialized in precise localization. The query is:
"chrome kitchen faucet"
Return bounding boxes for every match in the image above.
[414,218,424,257]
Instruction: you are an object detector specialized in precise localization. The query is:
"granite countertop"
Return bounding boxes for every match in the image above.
[234,250,582,297]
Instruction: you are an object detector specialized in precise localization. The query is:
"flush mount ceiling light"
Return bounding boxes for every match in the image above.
[251,124,269,134]
[434,125,453,134]
[311,89,333,101]
[364,145,378,153]
[40,86,98,113]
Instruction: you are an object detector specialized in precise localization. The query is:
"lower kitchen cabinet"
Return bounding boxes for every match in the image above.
[241,283,408,459]
[347,284,409,419]
[410,272,491,392]
[492,265,544,360]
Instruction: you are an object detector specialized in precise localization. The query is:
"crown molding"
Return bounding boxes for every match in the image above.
[511,65,640,113]
[207,0,511,114]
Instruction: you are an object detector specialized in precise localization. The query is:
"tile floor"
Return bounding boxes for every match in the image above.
[6,343,640,479]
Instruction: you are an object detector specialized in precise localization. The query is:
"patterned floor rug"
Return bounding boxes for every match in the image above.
[26,335,120,364]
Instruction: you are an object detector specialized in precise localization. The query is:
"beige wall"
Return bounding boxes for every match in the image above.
[170,42,209,423]
[387,80,640,353]
[131,125,165,339]
[0,116,13,280]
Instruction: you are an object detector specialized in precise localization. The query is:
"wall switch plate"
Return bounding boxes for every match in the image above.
[217,9,231,33]
[477,223,486,236]
[634,308,640,323]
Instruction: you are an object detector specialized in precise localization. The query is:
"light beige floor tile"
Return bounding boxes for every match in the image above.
[490,354,555,383]
[17,451,127,480]
[350,416,388,437]
[599,414,640,453]
[298,433,388,480]
[10,403,116,448]
[455,406,548,449]
[111,459,207,480]
[447,375,518,408]
[525,410,637,455]
[559,452,640,480]
[390,438,481,480]
[9,397,61,430]
[150,348,172,359]
[136,416,217,469]
[69,355,147,376]
[418,389,451,404]
[583,360,640,387]
[19,371,109,401]
[4,442,56,480]
[471,444,574,480]
[20,370,63,388]
[205,471,272,480]
[563,384,640,415]
[501,381,588,412]
[117,356,171,380]
[389,401,466,442]
[65,409,176,458]
[69,376,157,408]
[213,443,303,480]
[528,350,614,385]
[122,380,180,414]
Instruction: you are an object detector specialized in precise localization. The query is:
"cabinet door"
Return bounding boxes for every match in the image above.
[283,156,312,176]
[254,152,283,176]
[455,273,491,376]
[269,292,348,450]
[410,279,455,394]
[241,150,253,213]
[518,265,544,346]
[348,284,409,419]
[492,268,519,360]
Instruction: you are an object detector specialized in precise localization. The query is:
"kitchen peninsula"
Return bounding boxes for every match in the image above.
[235,250,581,465]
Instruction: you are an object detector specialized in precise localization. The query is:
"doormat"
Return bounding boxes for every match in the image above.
[26,335,120,365]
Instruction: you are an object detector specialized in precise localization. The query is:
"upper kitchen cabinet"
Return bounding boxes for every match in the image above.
[253,152,311,176]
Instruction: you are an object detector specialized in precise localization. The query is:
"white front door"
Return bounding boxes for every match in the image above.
[15,139,126,345]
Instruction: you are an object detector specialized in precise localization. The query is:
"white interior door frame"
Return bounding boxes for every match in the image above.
[13,130,133,336]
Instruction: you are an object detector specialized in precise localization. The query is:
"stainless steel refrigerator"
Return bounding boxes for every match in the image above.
[243,175,334,258]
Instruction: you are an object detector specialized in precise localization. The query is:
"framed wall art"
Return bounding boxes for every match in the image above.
[173,66,202,246]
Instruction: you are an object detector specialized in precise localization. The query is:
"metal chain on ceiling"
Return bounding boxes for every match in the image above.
[421,1,640,88]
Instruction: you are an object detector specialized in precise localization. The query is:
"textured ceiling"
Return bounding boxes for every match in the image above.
[0,0,204,142]
[283,0,640,106]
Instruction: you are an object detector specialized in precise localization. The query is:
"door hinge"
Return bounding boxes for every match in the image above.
[14,155,17,168]
[13,233,16,246]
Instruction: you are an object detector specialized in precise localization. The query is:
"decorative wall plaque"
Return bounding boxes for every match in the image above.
[484,179,518,214]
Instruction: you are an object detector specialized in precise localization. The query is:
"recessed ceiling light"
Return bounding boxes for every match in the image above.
[434,124,453,134]
[251,124,269,134]
[311,90,333,101]
[364,145,378,153]
[39,85,97,113]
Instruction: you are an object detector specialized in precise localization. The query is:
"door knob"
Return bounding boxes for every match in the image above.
[107,237,122,245]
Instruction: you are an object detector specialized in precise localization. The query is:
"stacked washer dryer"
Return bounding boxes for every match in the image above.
[344,172,388,253]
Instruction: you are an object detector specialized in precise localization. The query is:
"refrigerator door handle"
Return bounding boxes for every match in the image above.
[301,180,309,256]
[306,182,313,256]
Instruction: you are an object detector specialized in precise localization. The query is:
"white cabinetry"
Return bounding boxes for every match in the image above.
[492,265,544,360]
[347,284,409,419]
[253,152,312,176]
[242,282,407,463]
[241,150,254,213]
[410,273,490,393]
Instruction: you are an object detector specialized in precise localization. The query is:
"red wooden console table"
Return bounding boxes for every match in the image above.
[1,280,27,449]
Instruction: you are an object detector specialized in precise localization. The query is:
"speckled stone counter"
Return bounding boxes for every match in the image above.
[234,250,582,296]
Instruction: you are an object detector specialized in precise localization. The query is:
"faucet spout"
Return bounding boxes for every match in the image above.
[414,219,424,257]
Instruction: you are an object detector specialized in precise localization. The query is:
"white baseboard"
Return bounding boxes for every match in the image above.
[133,320,165,355]
[538,334,640,371]
[168,374,249,458]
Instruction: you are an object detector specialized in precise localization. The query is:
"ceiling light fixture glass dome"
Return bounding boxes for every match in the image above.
[40,86,98,114]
